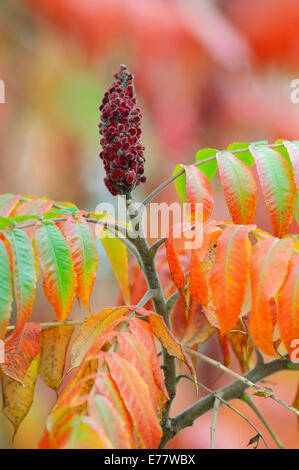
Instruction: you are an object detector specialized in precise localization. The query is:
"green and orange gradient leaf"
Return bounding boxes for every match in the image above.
[181,164,213,222]
[249,145,296,237]
[4,228,37,337]
[216,151,257,224]
[64,217,98,311]
[105,353,162,449]
[35,221,76,322]
[0,238,13,339]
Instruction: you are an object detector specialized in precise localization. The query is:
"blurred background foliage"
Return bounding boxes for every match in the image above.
[0,0,299,449]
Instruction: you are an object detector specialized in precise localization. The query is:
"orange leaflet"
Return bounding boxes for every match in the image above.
[136,309,197,386]
[128,317,169,399]
[69,307,129,370]
[2,322,41,382]
[117,332,163,413]
[95,372,135,446]
[165,236,186,302]
[189,250,208,305]
[88,394,135,449]
[171,297,215,348]
[181,164,213,222]
[105,353,162,449]
[209,225,255,336]
[249,237,293,356]
[277,254,299,356]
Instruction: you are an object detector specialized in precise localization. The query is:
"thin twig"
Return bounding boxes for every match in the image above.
[186,348,299,419]
[210,394,221,449]
[160,357,299,447]
[178,375,269,449]
[241,393,285,449]
[6,320,83,332]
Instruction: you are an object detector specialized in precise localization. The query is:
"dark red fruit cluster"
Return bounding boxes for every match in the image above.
[99,65,146,195]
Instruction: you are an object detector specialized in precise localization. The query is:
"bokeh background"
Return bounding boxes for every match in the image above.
[0,0,299,449]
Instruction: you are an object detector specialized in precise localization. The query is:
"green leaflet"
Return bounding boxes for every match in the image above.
[5,228,37,335]
[0,216,15,229]
[195,148,218,180]
[0,239,13,339]
[173,164,186,204]
[35,221,76,322]
[226,142,255,167]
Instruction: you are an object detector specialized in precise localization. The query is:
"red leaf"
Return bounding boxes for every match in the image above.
[277,254,299,356]
[2,322,41,382]
[105,353,162,449]
[249,237,293,355]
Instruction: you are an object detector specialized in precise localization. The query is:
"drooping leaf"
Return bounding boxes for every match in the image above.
[165,236,186,303]
[171,297,215,348]
[105,352,162,449]
[4,228,37,336]
[118,332,162,412]
[216,151,257,224]
[2,322,41,383]
[64,218,98,311]
[95,372,135,445]
[277,254,299,356]
[142,311,197,384]
[98,228,130,305]
[181,164,213,222]
[69,307,128,370]
[128,317,168,399]
[40,325,75,391]
[209,225,255,335]
[88,395,134,449]
[189,250,208,306]
[35,221,76,321]
[55,415,112,449]
[249,145,296,237]
[1,353,41,437]
[0,194,21,217]
[249,237,293,355]
[0,238,13,339]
